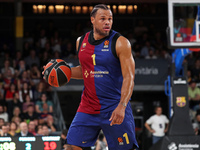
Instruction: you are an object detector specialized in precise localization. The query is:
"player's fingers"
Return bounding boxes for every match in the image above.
[110,114,116,126]
[109,112,114,121]
[110,118,117,126]
[115,117,122,125]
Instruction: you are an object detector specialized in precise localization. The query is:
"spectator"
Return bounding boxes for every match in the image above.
[187,70,192,83]
[13,51,23,69]
[30,64,41,85]
[34,81,45,101]
[35,93,53,113]
[38,28,47,49]
[192,59,200,80]
[188,79,200,110]
[0,105,8,122]
[23,104,38,124]
[192,110,200,135]
[8,93,22,121]
[3,68,17,91]
[24,49,40,69]
[40,51,51,71]
[23,42,31,58]
[15,122,34,136]
[53,51,61,59]
[11,93,22,112]
[8,121,17,136]
[5,83,18,101]
[160,49,172,62]
[17,70,34,91]
[0,118,5,129]
[63,41,75,59]
[22,95,34,113]
[42,124,50,136]
[11,116,21,133]
[38,103,52,125]
[15,59,29,77]
[134,19,148,38]
[12,106,23,120]
[0,123,11,136]
[152,31,164,50]
[145,49,157,59]
[140,41,155,58]
[145,106,169,144]
[36,124,43,136]
[0,83,6,111]
[46,114,56,132]
[19,82,33,103]
[1,60,15,77]
[41,42,53,55]
[61,129,68,150]
[28,121,37,136]
[23,31,34,45]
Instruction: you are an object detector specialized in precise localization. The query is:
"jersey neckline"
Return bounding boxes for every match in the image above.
[88,30,113,45]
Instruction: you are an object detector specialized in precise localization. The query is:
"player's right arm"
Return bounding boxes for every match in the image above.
[70,37,83,79]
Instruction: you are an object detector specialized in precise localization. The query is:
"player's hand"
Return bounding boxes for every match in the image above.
[109,104,126,126]
[42,66,46,79]
[42,66,46,75]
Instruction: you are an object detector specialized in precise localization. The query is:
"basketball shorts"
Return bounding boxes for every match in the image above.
[66,105,139,150]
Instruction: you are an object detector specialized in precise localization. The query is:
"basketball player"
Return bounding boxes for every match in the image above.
[60,4,138,150]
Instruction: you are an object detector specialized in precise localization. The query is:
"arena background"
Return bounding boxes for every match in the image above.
[0,0,199,150]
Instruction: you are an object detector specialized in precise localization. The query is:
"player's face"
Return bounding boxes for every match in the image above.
[91,9,113,38]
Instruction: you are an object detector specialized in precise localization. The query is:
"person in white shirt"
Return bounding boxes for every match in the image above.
[0,105,8,122]
[145,106,169,144]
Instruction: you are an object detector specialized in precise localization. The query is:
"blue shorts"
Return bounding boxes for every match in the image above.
[66,105,138,150]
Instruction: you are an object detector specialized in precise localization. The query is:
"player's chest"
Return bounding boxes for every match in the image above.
[79,42,112,66]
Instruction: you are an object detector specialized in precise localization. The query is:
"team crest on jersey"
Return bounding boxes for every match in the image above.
[118,137,124,145]
[176,97,186,107]
[103,40,109,48]
[82,43,86,48]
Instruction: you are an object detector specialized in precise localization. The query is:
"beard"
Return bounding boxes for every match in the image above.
[95,28,109,37]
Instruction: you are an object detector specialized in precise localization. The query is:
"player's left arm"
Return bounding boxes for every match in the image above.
[109,36,135,126]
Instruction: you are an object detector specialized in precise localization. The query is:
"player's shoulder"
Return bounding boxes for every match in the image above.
[116,36,131,45]
[113,31,131,49]
[115,33,132,56]
[76,31,90,51]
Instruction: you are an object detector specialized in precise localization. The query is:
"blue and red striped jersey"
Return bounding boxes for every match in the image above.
[77,30,126,114]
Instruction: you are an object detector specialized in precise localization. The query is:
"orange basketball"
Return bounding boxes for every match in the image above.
[43,59,71,87]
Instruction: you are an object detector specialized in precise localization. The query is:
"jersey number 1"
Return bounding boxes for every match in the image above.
[91,54,96,65]
[123,133,130,144]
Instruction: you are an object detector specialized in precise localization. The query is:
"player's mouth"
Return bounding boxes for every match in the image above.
[103,26,110,32]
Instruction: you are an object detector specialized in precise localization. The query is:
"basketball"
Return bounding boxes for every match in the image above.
[43,59,71,87]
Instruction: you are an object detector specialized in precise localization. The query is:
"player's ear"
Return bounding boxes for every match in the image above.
[91,16,94,24]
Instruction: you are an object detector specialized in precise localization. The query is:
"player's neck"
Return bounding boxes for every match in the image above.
[93,32,106,40]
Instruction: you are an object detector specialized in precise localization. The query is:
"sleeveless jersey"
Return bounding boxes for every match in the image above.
[77,30,125,114]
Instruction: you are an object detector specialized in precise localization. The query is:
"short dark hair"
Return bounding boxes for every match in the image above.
[90,4,111,17]
[154,106,162,112]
